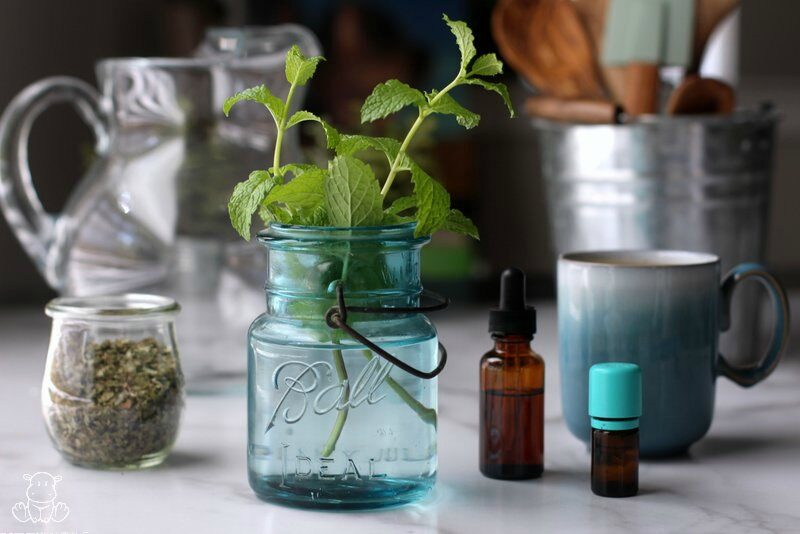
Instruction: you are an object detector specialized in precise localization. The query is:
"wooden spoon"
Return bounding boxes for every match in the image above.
[691,0,740,72]
[666,75,735,114]
[492,0,606,99]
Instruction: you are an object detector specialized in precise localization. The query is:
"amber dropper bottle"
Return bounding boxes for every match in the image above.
[589,362,642,498]
[480,267,544,480]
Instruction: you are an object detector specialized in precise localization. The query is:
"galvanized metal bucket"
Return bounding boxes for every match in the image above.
[535,109,778,365]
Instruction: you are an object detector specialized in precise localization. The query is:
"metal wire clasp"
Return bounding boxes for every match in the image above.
[324,282,449,379]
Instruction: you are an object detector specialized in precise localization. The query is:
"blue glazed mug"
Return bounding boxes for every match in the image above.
[558,250,790,457]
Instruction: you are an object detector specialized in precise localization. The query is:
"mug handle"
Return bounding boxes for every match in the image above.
[718,263,791,387]
[0,76,109,288]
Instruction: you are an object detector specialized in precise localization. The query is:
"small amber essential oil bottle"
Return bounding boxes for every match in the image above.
[480,267,544,480]
[589,362,642,498]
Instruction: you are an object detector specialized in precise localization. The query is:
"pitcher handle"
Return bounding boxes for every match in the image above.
[718,263,791,387]
[0,76,109,287]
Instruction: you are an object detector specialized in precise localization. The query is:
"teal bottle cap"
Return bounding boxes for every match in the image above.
[589,363,642,430]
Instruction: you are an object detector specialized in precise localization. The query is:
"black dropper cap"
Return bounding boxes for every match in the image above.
[489,267,537,336]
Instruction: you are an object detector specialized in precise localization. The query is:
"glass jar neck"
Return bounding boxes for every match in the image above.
[260,224,429,319]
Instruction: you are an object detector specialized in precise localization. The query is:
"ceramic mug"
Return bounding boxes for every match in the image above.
[558,250,790,457]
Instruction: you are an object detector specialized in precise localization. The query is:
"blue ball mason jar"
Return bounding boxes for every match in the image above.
[247,223,439,509]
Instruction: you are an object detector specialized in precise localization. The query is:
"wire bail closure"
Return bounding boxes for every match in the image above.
[324,282,449,379]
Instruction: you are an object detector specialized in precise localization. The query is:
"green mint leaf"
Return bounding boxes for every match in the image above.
[285,45,325,87]
[443,14,476,74]
[361,80,425,123]
[258,202,292,225]
[410,163,450,237]
[337,135,399,159]
[442,208,479,239]
[274,163,318,177]
[335,134,413,169]
[285,111,340,148]
[322,121,341,149]
[320,122,341,150]
[385,195,416,216]
[257,203,273,224]
[264,167,326,214]
[427,92,480,129]
[228,170,280,239]
[223,85,286,123]
[302,204,330,226]
[464,78,515,117]
[381,212,413,225]
[468,53,503,77]
[325,155,384,227]
[286,110,319,128]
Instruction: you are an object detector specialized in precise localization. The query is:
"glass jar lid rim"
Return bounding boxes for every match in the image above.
[259,222,429,244]
[263,221,416,232]
[45,294,180,319]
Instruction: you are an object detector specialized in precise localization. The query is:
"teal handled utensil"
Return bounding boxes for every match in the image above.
[602,0,695,115]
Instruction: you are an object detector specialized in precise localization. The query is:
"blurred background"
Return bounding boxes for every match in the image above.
[0,0,798,307]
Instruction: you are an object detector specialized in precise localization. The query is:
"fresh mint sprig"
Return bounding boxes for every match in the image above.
[225,14,513,456]
[222,46,334,237]
[223,14,514,240]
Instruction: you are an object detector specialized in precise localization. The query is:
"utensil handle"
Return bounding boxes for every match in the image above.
[0,77,109,288]
[623,63,659,116]
[525,96,623,124]
[718,263,791,387]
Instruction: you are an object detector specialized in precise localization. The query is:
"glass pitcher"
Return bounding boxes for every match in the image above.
[0,25,320,393]
[248,223,443,509]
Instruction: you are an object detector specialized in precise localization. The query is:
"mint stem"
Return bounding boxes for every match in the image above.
[319,244,438,455]
[320,347,349,456]
[361,350,437,427]
[273,83,298,178]
[305,48,469,456]
[320,246,351,457]
[380,75,461,199]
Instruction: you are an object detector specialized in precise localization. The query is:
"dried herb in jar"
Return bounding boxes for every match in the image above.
[46,337,183,468]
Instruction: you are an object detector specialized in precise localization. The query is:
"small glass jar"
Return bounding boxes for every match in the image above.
[248,223,439,509]
[43,294,184,469]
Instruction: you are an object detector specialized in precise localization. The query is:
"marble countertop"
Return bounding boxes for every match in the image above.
[1,303,799,534]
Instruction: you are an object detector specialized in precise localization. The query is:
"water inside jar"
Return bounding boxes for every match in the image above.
[247,332,437,509]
